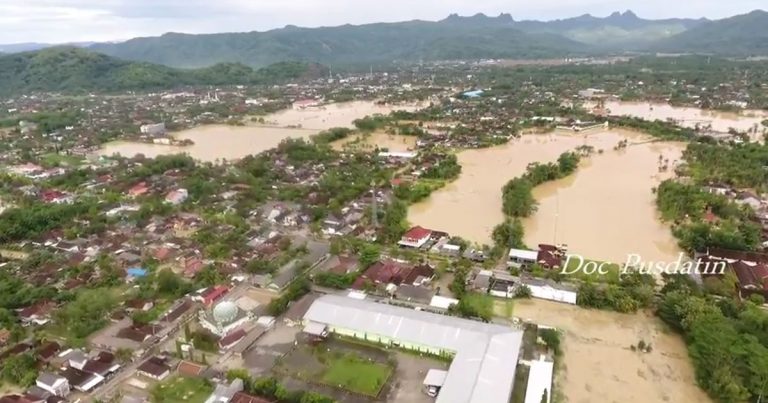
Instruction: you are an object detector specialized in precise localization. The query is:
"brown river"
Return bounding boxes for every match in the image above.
[599,100,768,134]
[98,101,417,162]
[408,129,684,264]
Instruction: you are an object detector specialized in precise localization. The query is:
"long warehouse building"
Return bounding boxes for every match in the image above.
[303,294,523,403]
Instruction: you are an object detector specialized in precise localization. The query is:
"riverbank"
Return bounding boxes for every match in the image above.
[97,101,418,162]
[408,129,685,265]
[512,299,711,403]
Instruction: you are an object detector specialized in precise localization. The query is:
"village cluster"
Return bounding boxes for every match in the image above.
[1,57,768,403]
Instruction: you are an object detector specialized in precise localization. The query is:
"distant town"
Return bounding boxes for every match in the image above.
[0,52,767,403]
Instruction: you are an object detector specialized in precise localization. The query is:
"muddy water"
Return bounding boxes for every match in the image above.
[331,131,417,152]
[98,126,316,162]
[263,101,419,131]
[512,299,711,403]
[408,130,684,264]
[524,133,684,264]
[599,100,767,134]
[98,101,416,162]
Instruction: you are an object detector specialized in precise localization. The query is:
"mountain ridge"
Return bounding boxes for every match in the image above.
[0,47,325,96]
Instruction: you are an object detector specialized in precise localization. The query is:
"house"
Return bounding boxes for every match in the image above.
[128,182,150,198]
[59,348,89,370]
[321,216,344,236]
[536,245,565,269]
[204,378,244,403]
[17,301,56,326]
[699,248,768,299]
[398,226,433,249]
[183,258,205,278]
[177,361,206,377]
[522,278,578,305]
[352,260,413,290]
[268,260,302,291]
[36,373,69,397]
[125,298,154,312]
[60,367,103,392]
[230,391,274,403]
[137,356,172,381]
[140,123,166,136]
[82,357,121,377]
[218,329,247,351]
[507,249,538,268]
[0,329,10,347]
[321,255,359,275]
[165,189,189,205]
[735,191,762,210]
[403,264,435,286]
[192,285,230,307]
[36,341,60,362]
[292,99,321,110]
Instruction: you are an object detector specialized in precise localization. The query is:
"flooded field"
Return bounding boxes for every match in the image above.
[99,125,316,162]
[599,100,768,134]
[98,101,417,162]
[512,299,710,403]
[408,129,683,263]
[263,101,419,131]
[331,131,417,152]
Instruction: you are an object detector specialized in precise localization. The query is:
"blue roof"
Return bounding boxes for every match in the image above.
[126,267,148,277]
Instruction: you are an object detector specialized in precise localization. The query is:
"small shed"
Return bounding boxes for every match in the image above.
[303,321,328,338]
[423,369,448,387]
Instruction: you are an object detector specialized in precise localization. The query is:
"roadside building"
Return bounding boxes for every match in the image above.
[302,295,523,403]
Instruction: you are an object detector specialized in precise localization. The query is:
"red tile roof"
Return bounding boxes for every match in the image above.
[218,329,247,349]
[230,392,274,403]
[402,226,432,241]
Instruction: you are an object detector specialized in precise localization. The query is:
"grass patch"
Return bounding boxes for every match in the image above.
[150,375,213,403]
[561,257,622,284]
[493,298,515,319]
[40,152,83,167]
[319,352,392,396]
[462,292,494,320]
[510,364,530,403]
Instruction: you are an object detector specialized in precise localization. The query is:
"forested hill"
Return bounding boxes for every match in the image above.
[651,10,768,55]
[89,17,590,68]
[0,47,326,96]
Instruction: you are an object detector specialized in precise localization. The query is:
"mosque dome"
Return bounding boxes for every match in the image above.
[212,301,239,324]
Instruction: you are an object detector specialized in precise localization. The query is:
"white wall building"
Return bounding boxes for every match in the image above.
[303,295,523,403]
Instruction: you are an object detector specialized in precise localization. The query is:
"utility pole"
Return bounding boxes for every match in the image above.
[553,191,560,245]
[371,180,378,228]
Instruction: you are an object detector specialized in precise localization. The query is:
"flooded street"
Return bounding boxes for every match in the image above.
[98,101,417,162]
[599,100,768,134]
[512,299,711,403]
[408,129,683,264]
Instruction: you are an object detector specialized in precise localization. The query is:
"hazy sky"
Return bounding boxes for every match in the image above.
[0,0,764,44]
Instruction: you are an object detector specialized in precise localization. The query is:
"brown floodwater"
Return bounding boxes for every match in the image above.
[262,100,419,130]
[331,131,417,152]
[598,100,768,134]
[408,130,684,264]
[511,299,711,403]
[98,101,417,162]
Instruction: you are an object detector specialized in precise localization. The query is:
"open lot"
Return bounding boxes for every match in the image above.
[150,375,214,403]
[513,299,712,403]
[278,344,393,396]
[259,335,445,403]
